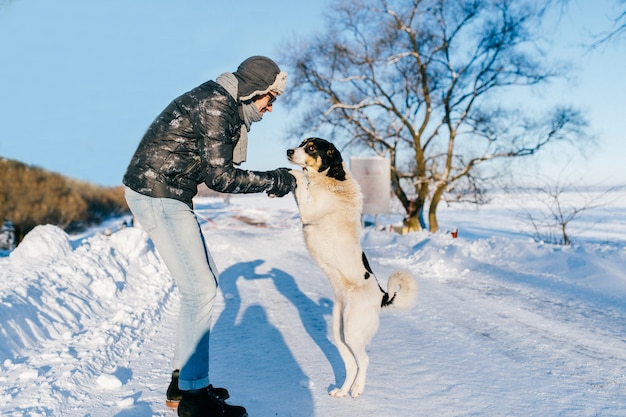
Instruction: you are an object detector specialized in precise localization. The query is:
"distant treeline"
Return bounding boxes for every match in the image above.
[0,157,129,243]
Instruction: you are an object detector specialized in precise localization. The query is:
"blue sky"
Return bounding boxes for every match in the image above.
[0,0,624,187]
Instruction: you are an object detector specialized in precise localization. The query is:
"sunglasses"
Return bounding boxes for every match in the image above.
[266,91,277,105]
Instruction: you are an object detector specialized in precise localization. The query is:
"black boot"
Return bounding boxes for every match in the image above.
[177,386,247,417]
[166,370,230,409]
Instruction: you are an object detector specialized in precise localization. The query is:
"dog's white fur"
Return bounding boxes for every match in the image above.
[287,138,418,398]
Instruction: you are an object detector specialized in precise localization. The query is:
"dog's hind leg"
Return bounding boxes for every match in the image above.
[329,301,358,398]
[347,343,369,398]
[343,302,380,398]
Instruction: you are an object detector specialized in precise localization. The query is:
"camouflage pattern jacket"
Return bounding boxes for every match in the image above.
[123,80,278,207]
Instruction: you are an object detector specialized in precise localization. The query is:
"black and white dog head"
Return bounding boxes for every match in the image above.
[287,137,346,181]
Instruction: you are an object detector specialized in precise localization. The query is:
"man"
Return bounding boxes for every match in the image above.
[123,56,295,417]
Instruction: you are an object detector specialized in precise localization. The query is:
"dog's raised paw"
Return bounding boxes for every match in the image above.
[289,169,304,181]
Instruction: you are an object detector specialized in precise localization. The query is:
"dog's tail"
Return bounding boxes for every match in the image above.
[381,270,418,310]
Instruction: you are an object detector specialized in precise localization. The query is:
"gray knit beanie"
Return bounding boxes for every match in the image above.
[234,56,288,102]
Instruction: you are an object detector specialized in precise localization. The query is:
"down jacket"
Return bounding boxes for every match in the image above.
[123,81,280,207]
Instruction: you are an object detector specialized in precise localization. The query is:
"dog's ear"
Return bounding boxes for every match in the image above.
[326,143,343,165]
[325,143,346,181]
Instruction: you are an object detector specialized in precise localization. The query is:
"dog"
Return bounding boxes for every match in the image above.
[286,137,418,398]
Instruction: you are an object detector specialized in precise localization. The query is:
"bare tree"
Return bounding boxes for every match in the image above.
[592,0,626,47]
[507,178,624,245]
[282,0,589,232]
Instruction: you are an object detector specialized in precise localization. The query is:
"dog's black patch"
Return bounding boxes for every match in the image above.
[364,250,394,307]
[362,252,373,275]
[381,292,396,307]
[304,137,346,181]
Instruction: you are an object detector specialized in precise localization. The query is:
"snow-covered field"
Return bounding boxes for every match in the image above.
[1,191,625,417]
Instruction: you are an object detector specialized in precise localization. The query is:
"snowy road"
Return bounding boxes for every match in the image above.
[1,195,625,416]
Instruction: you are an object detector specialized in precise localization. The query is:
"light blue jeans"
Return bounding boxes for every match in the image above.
[124,187,218,391]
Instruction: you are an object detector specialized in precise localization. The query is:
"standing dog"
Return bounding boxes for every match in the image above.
[287,138,418,398]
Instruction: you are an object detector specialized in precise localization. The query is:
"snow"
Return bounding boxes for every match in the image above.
[1,192,625,416]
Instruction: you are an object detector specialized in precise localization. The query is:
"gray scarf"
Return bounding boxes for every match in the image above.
[216,72,262,165]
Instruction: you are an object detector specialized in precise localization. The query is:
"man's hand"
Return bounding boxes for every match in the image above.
[267,167,296,197]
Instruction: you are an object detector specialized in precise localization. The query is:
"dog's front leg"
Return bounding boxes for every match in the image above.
[289,169,317,224]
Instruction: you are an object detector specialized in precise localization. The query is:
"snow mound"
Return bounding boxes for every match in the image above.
[96,374,123,390]
[9,225,72,266]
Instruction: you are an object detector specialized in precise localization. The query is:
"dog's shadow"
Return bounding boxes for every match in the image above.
[264,267,344,391]
[213,260,344,401]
